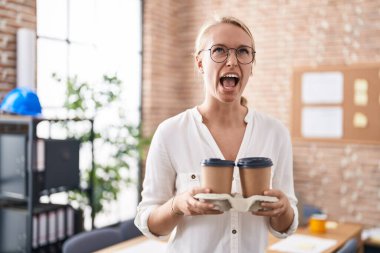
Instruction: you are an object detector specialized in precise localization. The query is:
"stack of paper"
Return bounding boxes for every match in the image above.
[115,240,167,253]
[269,234,337,253]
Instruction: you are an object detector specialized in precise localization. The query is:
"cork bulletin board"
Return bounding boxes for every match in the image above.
[292,64,380,144]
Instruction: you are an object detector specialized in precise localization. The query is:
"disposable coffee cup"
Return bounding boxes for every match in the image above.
[201,158,235,194]
[237,157,272,197]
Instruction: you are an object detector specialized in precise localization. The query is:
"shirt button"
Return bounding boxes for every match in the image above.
[191,174,196,179]
[232,229,237,234]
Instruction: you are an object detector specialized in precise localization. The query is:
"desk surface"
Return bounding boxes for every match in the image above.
[268,222,363,253]
[95,236,161,253]
[96,222,363,253]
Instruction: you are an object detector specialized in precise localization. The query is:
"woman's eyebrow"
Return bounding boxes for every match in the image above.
[212,43,251,48]
[236,44,252,48]
[212,43,226,47]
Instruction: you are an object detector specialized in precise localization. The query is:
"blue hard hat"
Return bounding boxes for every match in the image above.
[0,87,42,116]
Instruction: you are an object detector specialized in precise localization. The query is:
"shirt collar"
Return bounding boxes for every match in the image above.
[192,106,252,124]
[192,106,203,123]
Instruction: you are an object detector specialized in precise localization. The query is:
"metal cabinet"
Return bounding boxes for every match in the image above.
[0,115,82,253]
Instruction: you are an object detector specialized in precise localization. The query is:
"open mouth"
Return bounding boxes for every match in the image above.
[220,74,240,89]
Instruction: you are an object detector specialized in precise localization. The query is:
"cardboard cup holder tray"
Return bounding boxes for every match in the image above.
[194,193,278,212]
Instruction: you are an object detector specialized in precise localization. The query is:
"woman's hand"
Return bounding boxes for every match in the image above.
[173,187,223,216]
[253,189,291,217]
[252,189,294,232]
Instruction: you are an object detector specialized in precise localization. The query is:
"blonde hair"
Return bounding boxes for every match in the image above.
[194,16,255,59]
[195,16,254,106]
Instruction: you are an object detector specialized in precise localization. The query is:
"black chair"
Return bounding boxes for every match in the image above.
[303,204,323,220]
[119,218,143,241]
[336,238,358,253]
[62,228,122,253]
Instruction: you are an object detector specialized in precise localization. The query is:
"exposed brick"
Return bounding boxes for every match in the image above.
[0,0,36,94]
[2,0,379,229]
[142,0,380,228]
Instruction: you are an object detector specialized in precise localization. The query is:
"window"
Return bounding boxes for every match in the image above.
[292,64,380,143]
[36,0,142,228]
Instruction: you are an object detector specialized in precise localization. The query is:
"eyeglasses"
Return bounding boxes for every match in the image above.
[199,45,256,64]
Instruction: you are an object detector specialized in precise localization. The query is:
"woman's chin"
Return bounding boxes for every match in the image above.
[216,87,240,102]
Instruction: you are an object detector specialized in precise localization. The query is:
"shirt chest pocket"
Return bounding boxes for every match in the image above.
[176,172,201,193]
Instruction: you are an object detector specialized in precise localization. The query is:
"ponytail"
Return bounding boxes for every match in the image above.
[240,96,248,106]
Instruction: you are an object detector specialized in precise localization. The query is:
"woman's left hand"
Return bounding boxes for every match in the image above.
[252,189,291,218]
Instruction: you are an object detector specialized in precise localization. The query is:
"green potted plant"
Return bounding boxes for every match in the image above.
[53,73,150,227]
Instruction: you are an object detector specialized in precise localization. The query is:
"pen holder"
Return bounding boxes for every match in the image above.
[309,214,327,233]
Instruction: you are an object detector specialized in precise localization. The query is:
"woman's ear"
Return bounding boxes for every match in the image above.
[196,55,204,74]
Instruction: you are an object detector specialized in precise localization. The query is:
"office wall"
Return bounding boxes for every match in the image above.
[2,0,379,228]
[0,0,36,101]
[142,0,380,228]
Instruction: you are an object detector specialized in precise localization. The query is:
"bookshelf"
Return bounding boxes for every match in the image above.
[0,115,84,253]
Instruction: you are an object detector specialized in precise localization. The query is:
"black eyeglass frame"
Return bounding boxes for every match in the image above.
[198,45,256,65]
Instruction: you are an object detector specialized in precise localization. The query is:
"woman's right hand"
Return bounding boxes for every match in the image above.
[173,187,223,216]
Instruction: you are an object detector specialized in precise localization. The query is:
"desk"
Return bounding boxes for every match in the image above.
[268,222,363,253]
[94,236,167,253]
[96,222,363,253]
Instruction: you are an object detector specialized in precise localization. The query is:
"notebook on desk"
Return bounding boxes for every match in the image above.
[113,239,167,253]
[269,234,337,253]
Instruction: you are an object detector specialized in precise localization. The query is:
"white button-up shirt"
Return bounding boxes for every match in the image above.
[135,107,298,253]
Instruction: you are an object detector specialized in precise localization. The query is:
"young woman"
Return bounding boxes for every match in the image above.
[135,16,298,253]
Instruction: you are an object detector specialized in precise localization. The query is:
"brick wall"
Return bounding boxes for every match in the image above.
[143,0,380,228]
[0,0,36,101]
[2,0,379,228]
[294,142,380,227]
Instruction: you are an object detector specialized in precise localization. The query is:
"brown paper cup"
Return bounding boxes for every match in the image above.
[201,158,235,194]
[237,157,272,197]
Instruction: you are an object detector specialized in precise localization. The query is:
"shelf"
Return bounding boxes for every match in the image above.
[0,192,27,200]
[0,116,39,253]
[0,114,42,124]
[0,116,85,253]
[0,195,28,207]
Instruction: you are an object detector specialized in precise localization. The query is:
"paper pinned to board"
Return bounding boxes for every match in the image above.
[269,234,337,253]
[301,72,343,104]
[301,107,343,138]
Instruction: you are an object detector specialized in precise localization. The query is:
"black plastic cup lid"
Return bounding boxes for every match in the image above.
[237,157,273,168]
[201,158,235,167]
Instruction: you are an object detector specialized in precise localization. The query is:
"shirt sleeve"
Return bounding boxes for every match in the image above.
[267,125,299,238]
[134,124,176,240]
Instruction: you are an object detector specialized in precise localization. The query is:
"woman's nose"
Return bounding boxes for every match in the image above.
[226,50,238,66]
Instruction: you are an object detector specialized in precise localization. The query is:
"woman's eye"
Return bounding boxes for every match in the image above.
[237,47,249,55]
[213,47,227,54]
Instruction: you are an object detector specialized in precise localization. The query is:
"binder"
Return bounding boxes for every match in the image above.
[67,206,74,237]
[57,208,65,240]
[32,215,38,249]
[48,210,57,243]
[38,213,47,246]
[35,139,45,171]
